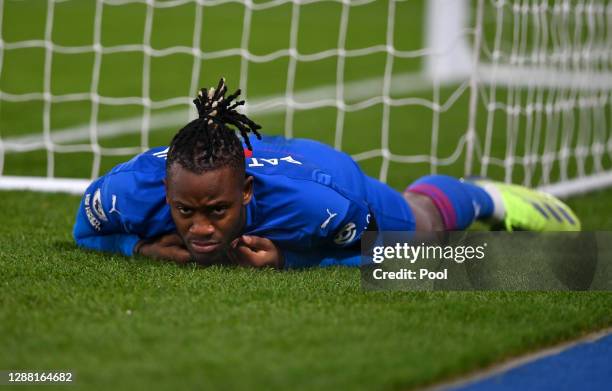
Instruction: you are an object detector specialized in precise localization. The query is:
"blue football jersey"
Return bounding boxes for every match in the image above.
[73,136,414,268]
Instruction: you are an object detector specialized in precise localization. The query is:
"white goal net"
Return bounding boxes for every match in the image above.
[0,0,611,197]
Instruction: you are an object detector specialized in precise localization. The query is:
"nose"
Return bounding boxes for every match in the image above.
[189,214,215,236]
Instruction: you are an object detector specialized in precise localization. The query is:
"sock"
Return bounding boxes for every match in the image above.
[407,175,495,230]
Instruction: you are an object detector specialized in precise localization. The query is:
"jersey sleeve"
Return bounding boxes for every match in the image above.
[322,193,371,249]
[279,189,369,268]
[72,160,169,256]
[295,179,371,249]
[282,247,361,269]
[246,175,372,251]
[73,174,139,256]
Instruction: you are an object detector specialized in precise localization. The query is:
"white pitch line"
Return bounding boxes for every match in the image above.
[419,327,612,391]
[2,72,435,153]
[2,111,191,152]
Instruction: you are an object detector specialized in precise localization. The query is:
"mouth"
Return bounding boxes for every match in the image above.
[190,240,221,254]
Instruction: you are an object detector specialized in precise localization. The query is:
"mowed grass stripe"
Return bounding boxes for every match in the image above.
[0,189,612,390]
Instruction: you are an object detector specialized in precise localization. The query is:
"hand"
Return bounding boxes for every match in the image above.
[135,233,191,264]
[229,235,283,269]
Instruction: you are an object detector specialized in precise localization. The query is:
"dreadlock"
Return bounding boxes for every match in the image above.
[166,78,262,175]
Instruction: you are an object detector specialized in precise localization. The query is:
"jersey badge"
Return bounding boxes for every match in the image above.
[334,222,356,245]
[92,189,108,222]
[84,193,102,231]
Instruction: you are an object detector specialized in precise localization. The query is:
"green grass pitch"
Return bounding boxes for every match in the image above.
[1,190,612,390]
[1,1,612,389]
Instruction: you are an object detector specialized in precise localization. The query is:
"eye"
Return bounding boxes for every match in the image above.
[177,205,192,215]
[212,206,228,216]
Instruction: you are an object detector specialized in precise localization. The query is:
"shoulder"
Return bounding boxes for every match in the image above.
[249,136,340,161]
[80,148,168,225]
[100,147,168,192]
[249,174,370,248]
[108,146,169,175]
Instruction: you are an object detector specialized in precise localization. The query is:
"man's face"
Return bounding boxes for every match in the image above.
[165,164,253,265]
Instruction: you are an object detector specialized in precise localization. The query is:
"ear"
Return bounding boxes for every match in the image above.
[242,175,254,205]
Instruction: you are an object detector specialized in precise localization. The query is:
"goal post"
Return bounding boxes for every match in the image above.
[1,0,612,198]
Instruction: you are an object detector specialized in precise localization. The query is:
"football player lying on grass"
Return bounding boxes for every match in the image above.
[73,79,581,269]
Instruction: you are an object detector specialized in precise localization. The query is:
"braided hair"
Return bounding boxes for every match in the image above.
[166,78,262,176]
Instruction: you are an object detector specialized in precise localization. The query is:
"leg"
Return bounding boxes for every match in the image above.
[362,174,489,233]
[405,175,581,232]
[402,191,444,232]
[406,175,496,231]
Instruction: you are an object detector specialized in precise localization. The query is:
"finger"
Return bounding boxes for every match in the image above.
[163,234,186,247]
[158,234,174,245]
[168,233,184,243]
[235,243,257,258]
[171,248,192,264]
[240,235,253,247]
[233,244,262,266]
[239,235,273,251]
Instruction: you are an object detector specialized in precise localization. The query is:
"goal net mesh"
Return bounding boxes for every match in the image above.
[0,0,610,196]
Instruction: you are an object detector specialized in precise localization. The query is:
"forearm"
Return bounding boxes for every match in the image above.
[74,232,141,256]
[282,248,361,269]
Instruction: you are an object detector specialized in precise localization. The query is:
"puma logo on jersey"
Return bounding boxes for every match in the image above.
[109,194,120,215]
[320,209,338,229]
